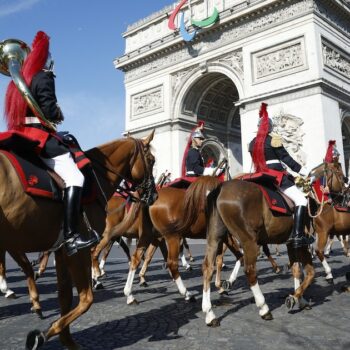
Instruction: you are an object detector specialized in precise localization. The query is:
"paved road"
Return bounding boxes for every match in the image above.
[0,242,349,350]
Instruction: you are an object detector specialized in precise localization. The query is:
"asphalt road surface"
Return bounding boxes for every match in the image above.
[0,241,349,349]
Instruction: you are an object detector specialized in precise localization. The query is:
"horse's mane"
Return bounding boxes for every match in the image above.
[168,176,222,234]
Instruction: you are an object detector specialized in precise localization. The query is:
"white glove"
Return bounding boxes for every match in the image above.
[203,167,214,176]
[215,167,224,176]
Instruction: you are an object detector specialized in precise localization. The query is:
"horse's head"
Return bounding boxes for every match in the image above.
[128,130,157,205]
[87,129,157,206]
[310,161,345,193]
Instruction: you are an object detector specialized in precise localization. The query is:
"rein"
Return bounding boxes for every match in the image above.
[308,162,346,218]
[87,137,155,209]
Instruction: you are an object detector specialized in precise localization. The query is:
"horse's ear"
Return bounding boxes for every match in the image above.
[143,129,155,146]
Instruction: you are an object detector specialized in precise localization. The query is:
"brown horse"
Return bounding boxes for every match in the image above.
[196,178,315,326]
[123,176,244,304]
[0,132,155,349]
[309,161,350,284]
[91,194,164,288]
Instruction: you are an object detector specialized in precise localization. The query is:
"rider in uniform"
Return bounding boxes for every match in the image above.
[185,129,223,177]
[249,103,313,249]
[4,31,98,256]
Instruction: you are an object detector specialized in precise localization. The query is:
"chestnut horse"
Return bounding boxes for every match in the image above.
[123,176,244,305]
[0,131,155,349]
[198,178,315,326]
[309,161,350,284]
[91,194,165,286]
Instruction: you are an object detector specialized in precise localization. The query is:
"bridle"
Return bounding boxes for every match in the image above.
[88,137,156,209]
[308,162,346,217]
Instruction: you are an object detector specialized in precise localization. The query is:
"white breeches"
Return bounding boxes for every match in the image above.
[40,152,84,188]
[283,185,307,207]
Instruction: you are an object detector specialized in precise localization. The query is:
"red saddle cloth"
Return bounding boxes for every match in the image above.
[237,172,293,215]
[0,131,95,202]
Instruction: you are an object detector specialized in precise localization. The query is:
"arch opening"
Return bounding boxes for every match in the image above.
[182,72,242,174]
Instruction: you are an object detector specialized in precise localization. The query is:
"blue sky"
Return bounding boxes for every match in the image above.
[0,0,172,149]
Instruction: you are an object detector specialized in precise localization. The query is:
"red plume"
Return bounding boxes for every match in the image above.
[252,103,269,172]
[324,140,336,163]
[4,31,50,130]
[181,120,205,177]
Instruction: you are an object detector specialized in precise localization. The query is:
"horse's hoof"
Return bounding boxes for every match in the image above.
[186,295,196,303]
[5,291,17,299]
[185,266,192,271]
[34,272,40,281]
[326,278,334,285]
[218,288,229,296]
[207,318,220,327]
[273,267,281,274]
[129,299,139,305]
[221,280,232,292]
[189,257,195,262]
[261,311,273,320]
[93,280,104,290]
[285,295,296,310]
[26,330,45,349]
[140,281,148,288]
[31,307,44,319]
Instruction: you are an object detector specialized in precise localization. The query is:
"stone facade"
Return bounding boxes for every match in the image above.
[115,0,350,180]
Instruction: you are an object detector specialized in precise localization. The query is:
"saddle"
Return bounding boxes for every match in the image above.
[237,172,294,215]
[0,130,96,203]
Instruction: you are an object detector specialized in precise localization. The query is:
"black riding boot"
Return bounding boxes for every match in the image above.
[63,186,99,256]
[287,206,314,249]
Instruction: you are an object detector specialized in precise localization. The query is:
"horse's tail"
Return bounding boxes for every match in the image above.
[206,183,222,225]
[109,201,141,237]
[170,176,222,234]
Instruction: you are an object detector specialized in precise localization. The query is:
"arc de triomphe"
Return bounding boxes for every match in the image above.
[115,0,350,179]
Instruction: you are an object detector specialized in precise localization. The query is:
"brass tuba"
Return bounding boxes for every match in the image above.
[0,38,56,131]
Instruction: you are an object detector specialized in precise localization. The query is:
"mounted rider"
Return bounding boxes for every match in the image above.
[185,128,224,177]
[3,31,99,256]
[249,102,314,248]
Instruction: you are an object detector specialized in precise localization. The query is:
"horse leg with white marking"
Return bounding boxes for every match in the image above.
[166,234,195,301]
[0,247,15,299]
[285,245,314,310]
[315,229,334,283]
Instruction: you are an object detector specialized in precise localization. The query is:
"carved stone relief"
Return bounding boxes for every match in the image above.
[124,0,314,82]
[252,37,307,83]
[272,112,306,166]
[216,51,243,76]
[171,67,194,95]
[322,40,350,80]
[131,85,163,119]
